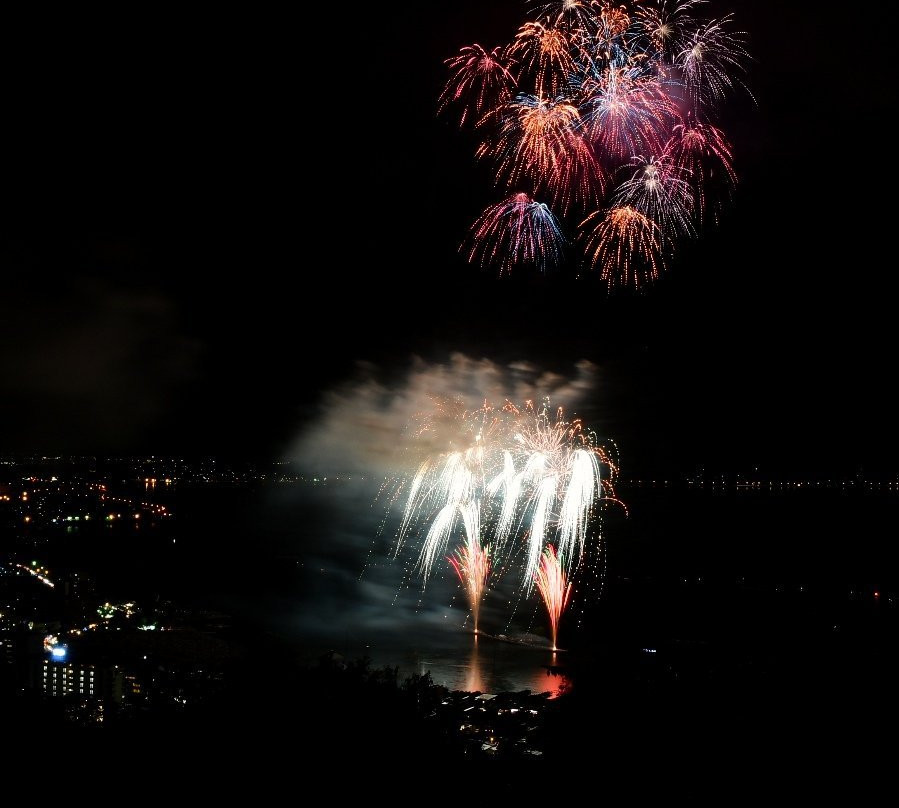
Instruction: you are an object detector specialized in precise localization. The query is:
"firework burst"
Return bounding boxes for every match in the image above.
[481,95,584,189]
[480,94,604,215]
[466,192,566,274]
[541,1,596,34]
[440,0,750,287]
[580,67,678,160]
[439,44,515,126]
[612,152,695,237]
[509,20,575,97]
[581,205,666,289]
[677,15,751,112]
[635,0,702,61]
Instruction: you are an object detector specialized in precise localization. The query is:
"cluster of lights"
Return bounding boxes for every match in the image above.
[15,562,55,588]
[101,493,168,517]
[97,601,137,620]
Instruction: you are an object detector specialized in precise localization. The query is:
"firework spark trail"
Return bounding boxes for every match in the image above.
[398,400,502,579]
[557,448,601,562]
[396,460,430,556]
[440,0,750,286]
[534,544,572,651]
[447,501,490,633]
[419,503,461,582]
[547,129,605,214]
[524,474,557,590]
[666,119,735,228]
[486,449,525,555]
[411,451,479,580]
[502,401,612,588]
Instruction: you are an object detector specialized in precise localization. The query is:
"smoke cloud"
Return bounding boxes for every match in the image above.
[282,355,602,649]
[292,353,599,475]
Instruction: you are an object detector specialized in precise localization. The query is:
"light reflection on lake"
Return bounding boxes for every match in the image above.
[366,633,570,697]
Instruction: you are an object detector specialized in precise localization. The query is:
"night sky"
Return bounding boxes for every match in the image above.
[2,1,897,475]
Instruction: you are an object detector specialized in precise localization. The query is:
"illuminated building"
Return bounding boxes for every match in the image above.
[0,570,24,667]
[0,611,15,666]
[61,571,95,601]
[42,658,123,703]
[123,672,142,700]
[43,659,96,697]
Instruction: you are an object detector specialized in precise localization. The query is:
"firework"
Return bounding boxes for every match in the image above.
[579,68,678,160]
[491,400,615,587]
[677,15,750,112]
[466,192,566,274]
[402,449,493,580]
[595,2,632,47]
[581,205,666,289]
[447,511,491,634]
[509,20,575,97]
[635,0,702,60]
[440,0,750,287]
[547,129,605,214]
[390,396,619,637]
[480,95,603,215]
[538,1,595,30]
[612,153,695,237]
[439,44,515,126]
[397,400,503,577]
[666,119,735,228]
[481,95,583,188]
[534,544,572,651]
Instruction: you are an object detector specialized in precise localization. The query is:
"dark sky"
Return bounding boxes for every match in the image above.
[1,2,897,474]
